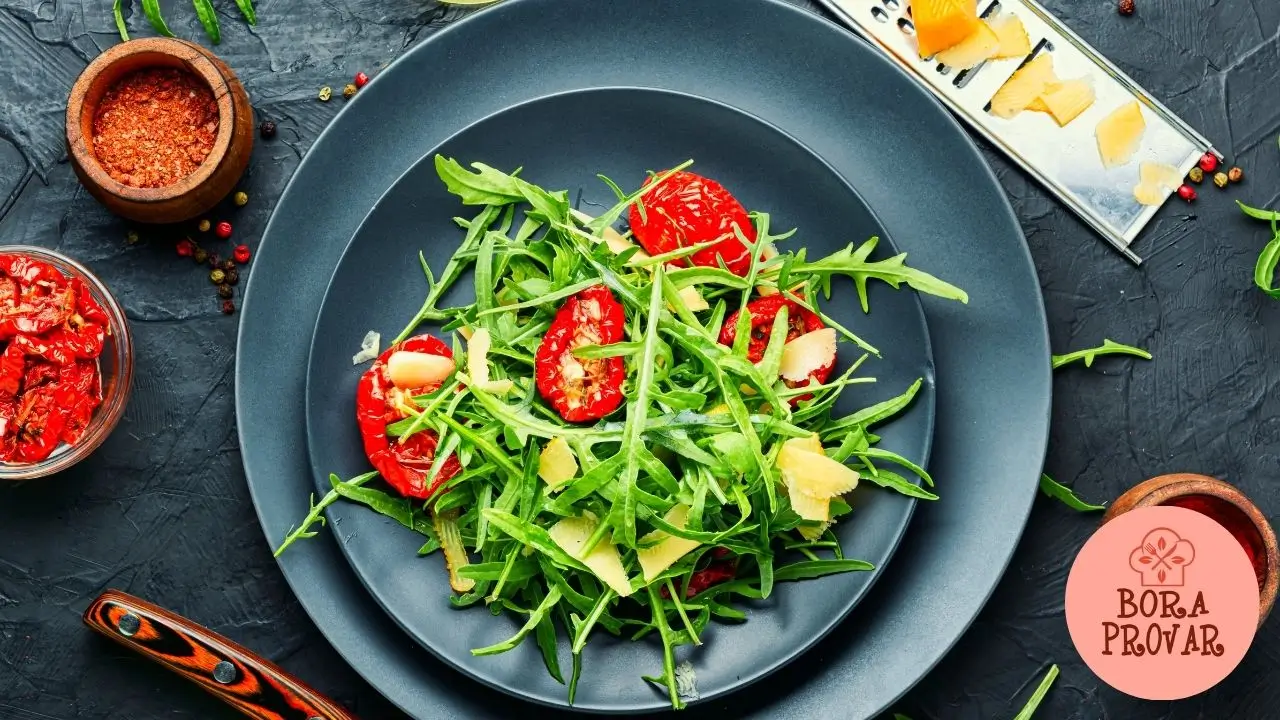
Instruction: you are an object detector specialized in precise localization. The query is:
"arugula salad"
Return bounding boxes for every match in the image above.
[277,157,968,708]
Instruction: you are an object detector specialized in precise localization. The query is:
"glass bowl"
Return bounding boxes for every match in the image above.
[0,246,133,480]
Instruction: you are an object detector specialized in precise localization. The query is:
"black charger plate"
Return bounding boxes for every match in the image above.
[303,87,935,711]
[237,0,1051,717]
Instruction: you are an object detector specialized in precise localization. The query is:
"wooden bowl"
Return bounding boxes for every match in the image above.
[1105,473,1278,625]
[66,38,253,224]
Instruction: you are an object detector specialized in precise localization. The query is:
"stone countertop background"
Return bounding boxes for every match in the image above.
[1,0,1278,717]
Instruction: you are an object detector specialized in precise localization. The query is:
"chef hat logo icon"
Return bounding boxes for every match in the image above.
[1129,527,1195,586]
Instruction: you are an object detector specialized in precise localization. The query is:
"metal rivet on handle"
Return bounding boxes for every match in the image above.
[213,661,237,684]
[118,613,140,637]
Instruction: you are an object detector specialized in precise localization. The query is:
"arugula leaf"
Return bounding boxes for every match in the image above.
[113,0,129,40]
[1012,664,1059,720]
[1051,339,1150,369]
[274,472,377,557]
[192,0,220,43]
[1038,474,1105,512]
[788,236,968,312]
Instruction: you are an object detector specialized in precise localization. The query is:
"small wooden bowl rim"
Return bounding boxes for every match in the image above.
[65,38,233,203]
[1105,472,1278,625]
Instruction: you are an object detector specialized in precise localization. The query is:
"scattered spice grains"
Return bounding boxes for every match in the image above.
[221,299,236,315]
[1229,166,1245,183]
[217,283,233,299]
[233,191,249,207]
[354,71,370,88]
[207,254,221,268]
[1177,184,1197,202]
[1117,0,1134,15]
[259,120,277,139]
[319,86,333,102]
[176,238,195,257]
[91,68,218,188]
[197,218,211,232]
[125,230,140,245]
[343,84,358,100]
[1188,167,1204,183]
[210,268,227,285]
[1213,172,1229,188]
[193,248,209,265]
[225,268,240,285]
[233,244,251,264]
[215,221,233,239]
[1199,152,1219,173]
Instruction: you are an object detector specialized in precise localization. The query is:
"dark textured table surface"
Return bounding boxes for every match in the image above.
[2,1,1278,718]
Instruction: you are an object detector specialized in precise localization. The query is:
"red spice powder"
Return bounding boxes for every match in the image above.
[1162,494,1268,590]
[91,68,218,189]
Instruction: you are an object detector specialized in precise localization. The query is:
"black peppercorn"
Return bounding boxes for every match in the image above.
[210,268,227,285]
[193,248,209,265]
[217,283,234,299]
[259,120,277,139]
[208,254,221,268]
[225,268,240,286]
[221,299,236,315]
[220,259,236,273]
[1118,0,1135,14]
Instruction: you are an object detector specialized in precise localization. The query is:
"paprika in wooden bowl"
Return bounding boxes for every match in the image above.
[66,38,253,224]
[0,247,133,480]
[1105,473,1279,625]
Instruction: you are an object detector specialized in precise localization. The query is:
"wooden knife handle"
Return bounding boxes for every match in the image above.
[84,589,357,720]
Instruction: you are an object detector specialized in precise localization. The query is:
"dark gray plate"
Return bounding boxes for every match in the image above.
[237,0,1051,718]
[303,87,935,711]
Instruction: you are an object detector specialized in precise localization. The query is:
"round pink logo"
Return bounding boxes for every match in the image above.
[1065,506,1259,700]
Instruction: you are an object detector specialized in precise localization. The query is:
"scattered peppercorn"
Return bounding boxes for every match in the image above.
[225,268,240,286]
[1118,0,1134,15]
[208,254,221,268]
[197,218,211,233]
[215,221,233,239]
[210,268,227,285]
[1177,184,1197,202]
[125,230,140,245]
[1228,166,1244,183]
[221,299,236,315]
[1199,152,1219,173]
[176,238,195,257]
[354,71,370,88]
[217,283,234,299]
[220,259,236,273]
[319,86,333,102]
[1187,167,1204,183]
[343,84,358,100]
[233,244,251,264]
[193,248,209,265]
[1213,171,1229,188]
[259,120,277,139]
[233,191,249,207]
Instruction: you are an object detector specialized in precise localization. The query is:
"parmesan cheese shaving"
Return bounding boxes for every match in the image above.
[352,330,380,364]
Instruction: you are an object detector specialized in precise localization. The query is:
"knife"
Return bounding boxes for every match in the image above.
[84,589,358,720]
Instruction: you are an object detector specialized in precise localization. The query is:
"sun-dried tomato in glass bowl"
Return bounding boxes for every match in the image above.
[0,247,132,479]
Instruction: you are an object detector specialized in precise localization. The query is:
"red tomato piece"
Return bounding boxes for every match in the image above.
[627,171,756,276]
[58,361,101,446]
[23,360,60,392]
[719,295,834,399]
[13,384,70,463]
[660,552,738,599]
[355,333,460,500]
[72,278,110,326]
[0,344,23,399]
[0,256,65,287]
[534,285,626,423]
[0,283,75,340]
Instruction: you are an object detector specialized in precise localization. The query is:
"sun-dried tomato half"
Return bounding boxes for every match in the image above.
[719,295,834,392]
[534,285,627,423]
[58,361,101,446]
[355,333,461,500]
[12,384,70,463]
[627,171,756,277]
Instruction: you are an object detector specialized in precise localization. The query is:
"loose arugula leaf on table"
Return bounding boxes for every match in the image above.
[278,157,967,708]
[1038,474,1105,512]
[1050,339,1151,369]
[1239,200,1280,298]
[191,0,220,43]
[1012,664,1060,720]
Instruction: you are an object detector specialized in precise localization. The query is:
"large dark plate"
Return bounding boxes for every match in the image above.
[236,0,1051,718]
[303,87,935,711]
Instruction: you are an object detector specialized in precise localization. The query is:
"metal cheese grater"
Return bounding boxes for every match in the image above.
[815,0,1219,264]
